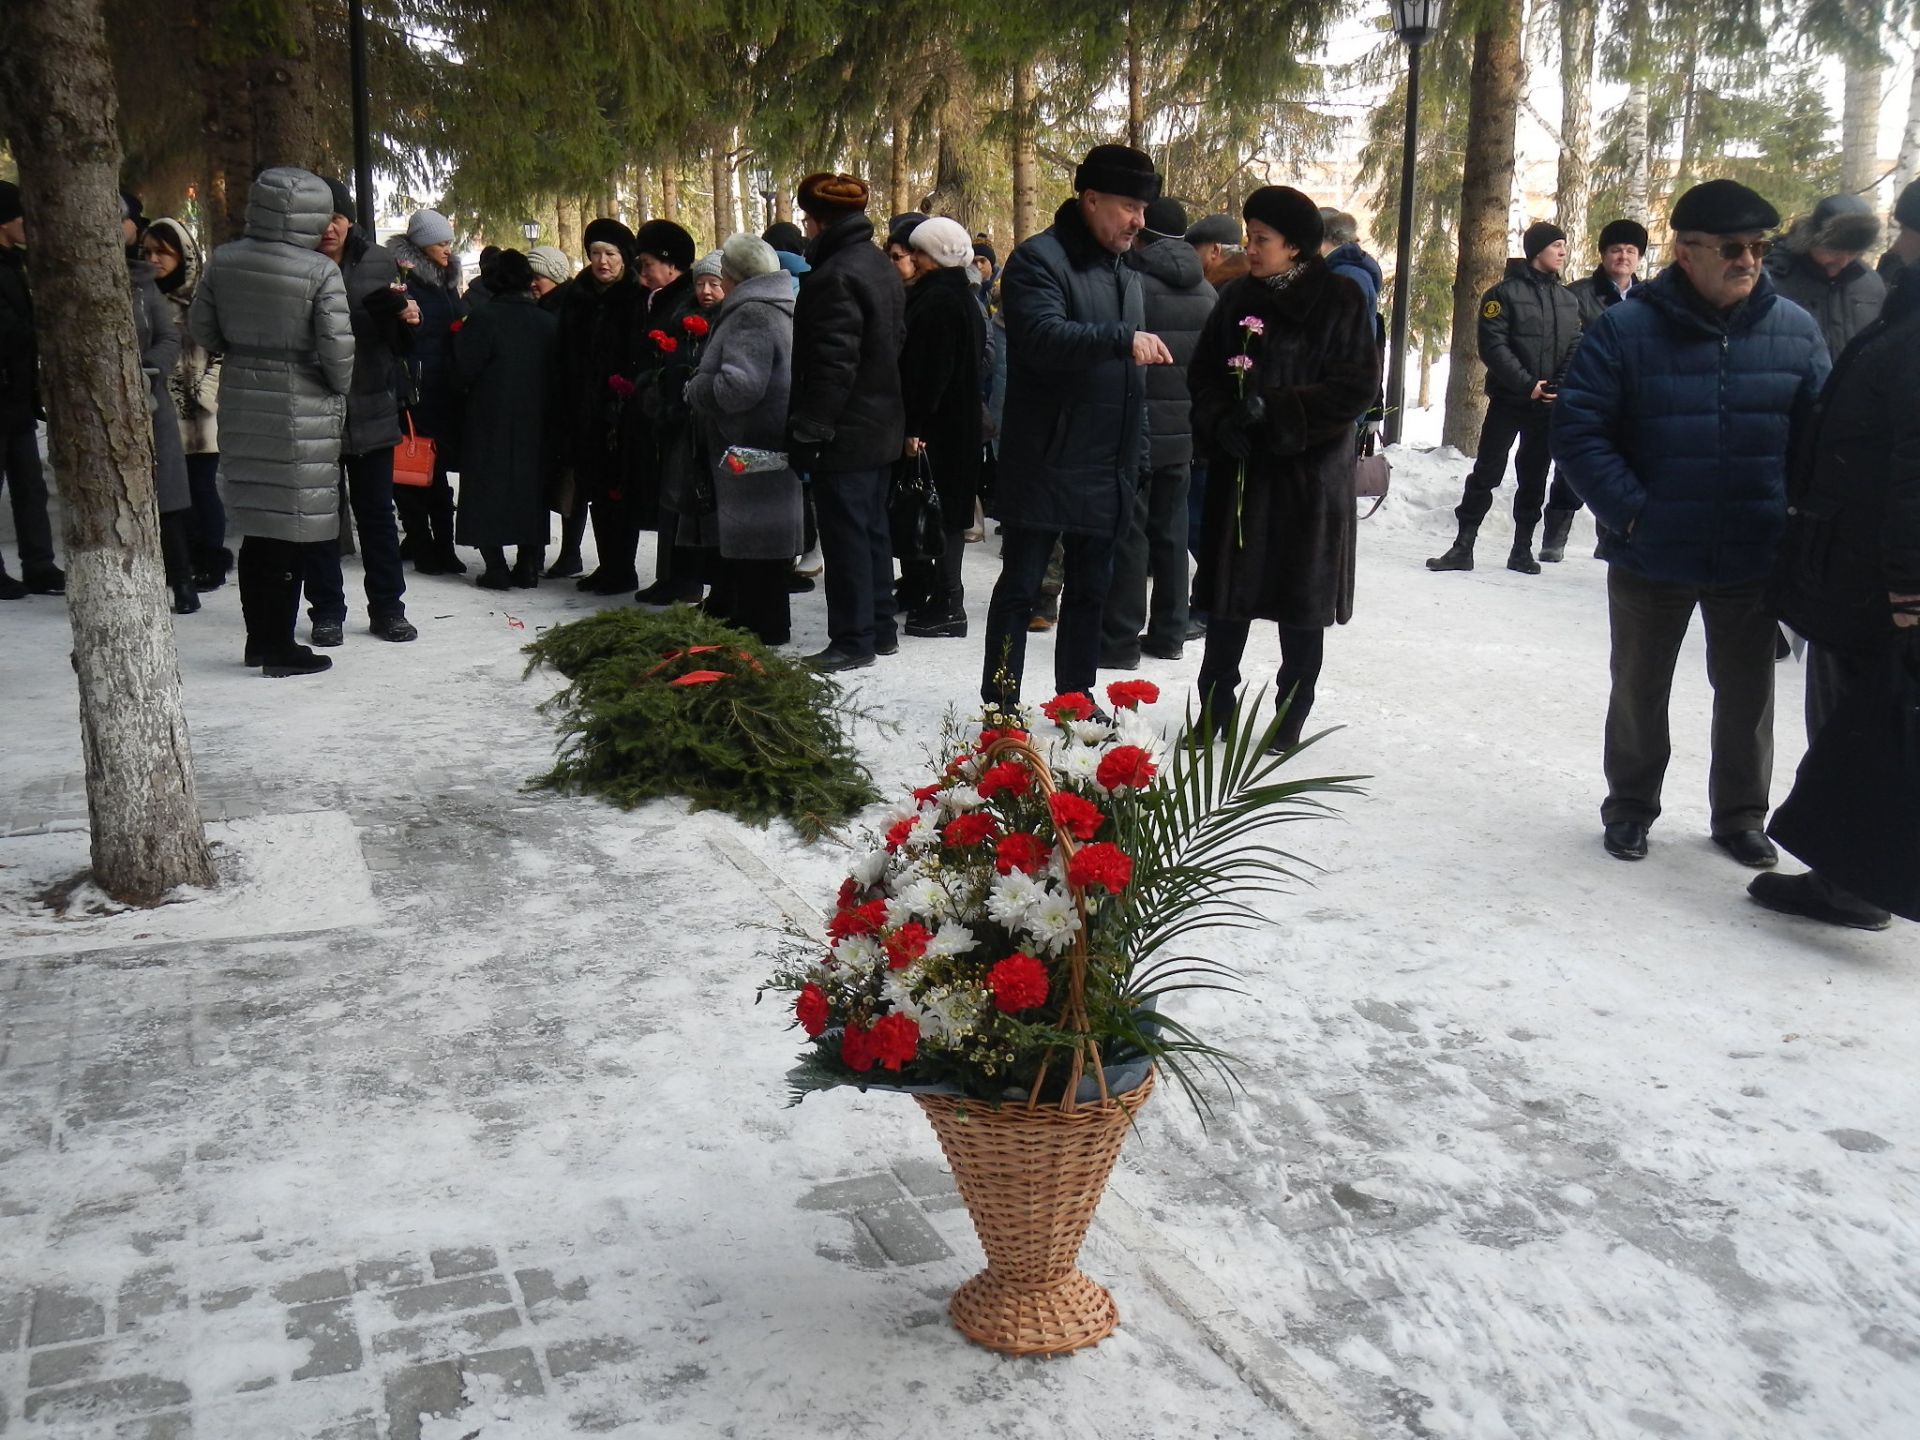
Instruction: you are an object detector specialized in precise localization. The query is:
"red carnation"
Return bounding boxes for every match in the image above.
[827,898,889,942]
[1067,842,1133,894]
[995,831,1050,876]
[911,782,943,805]
[606,374,636,399]
[681,313,711,337]
[647,328,679,353]
[840,1023,876,1072]
[1095,745,1158,792]
[795,983,829,1037]
[985,953,1050,1012]
[869,1011,920,1070]
[977,761,1033,800]
[976,726,1030,753]
[1041,692,1098,725]
[883,815,917,852]
[884,922,932,970]
[835,875,859,910]
[1048,791,1105,841]
[943,812,998,848]
[447,318,465,334]
[1106,679,1160,711]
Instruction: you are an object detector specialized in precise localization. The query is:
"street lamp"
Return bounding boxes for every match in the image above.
[521,219,540,243]
[754,169,778,230]
[1384,0,1443,446]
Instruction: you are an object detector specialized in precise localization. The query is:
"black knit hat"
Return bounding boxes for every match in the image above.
[634,218,695,271]
[1241,186,1322,254]
[119,190,148,237]
[1142,197,1189,240]
[973,239,997,266]
[321,176,355,222]
[1073,144,1162,203]
[490,248,534,293]
[582,218,637,258]
[0,182,21,227]
[762,221,806,255]
[1897,179,1920,233]
[1596,218,1648,254]
[887,213,927,249]
[1523,221,1566,260]
[1669,179,1778,236]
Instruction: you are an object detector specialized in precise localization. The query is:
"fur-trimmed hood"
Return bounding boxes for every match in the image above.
[1779,194,1881,257]
[145,217,202,305]
[390,235,463,292]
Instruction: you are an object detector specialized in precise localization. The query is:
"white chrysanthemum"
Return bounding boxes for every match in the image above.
[829,934,883,974]
[1112,707,1164,750]
[986,871,1045,927]
[1025,887,1082,955]
[881,968,923,1012]
[850,848,889,887]
[950,752,982,781]
[1055,745,1102,784]
[1070,718,1114,745]
[903,810,941,852]
[925,922,977,959]
[916,986,985,1044]
[895,875,950,923]
[941,784,985,814]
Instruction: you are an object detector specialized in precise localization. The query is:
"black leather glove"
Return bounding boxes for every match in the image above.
[1216,395,1266,461]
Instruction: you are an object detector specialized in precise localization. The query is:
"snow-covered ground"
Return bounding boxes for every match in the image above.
[1,447,1916,1440]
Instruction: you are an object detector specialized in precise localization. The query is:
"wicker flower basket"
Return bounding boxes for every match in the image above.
[913,732,1156,1357]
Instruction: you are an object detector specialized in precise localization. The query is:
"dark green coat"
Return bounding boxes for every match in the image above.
[454,290,557,547]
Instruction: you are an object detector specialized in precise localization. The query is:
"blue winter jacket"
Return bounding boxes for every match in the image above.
[1551,266,1830,586]
[1324,242,1382,317]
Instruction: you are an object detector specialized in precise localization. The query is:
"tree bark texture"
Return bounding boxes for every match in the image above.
[555,196,580,260]
[1127,11,1145,150]
[0,0,216,903]
[211,56,256,241]
[661,164,680,224]
[248,0,322,172]
[1557,0,1595,272]
[1443,0,1523,454]
[1012,62,1037,244]
[1623,75,1651,231]
[1899,37,1920,188]
[1842,55,1885,196]
[891,107,911,220]
[710,140,732,250]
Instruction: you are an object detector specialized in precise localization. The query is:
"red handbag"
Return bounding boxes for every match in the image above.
[393,412,436,488]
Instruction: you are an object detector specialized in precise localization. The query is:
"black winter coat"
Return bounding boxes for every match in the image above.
[994,199,1149,539]
[1765,248,1885,362]
[0,245,35,430]
[1189,261,1380,628]
[454,290,558,548]
[790,212,906,472]
[1572,268,1639,325]
[1478,258,1583,402]
[1125,235,1215,471]
[337,230,410,456]
[554,271,643,497]
[626,272,700,527]
[1769,269,1920,653]
[899,266,985,532]
[392,239,468,444]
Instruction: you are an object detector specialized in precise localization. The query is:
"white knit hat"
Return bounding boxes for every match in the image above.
[910,216,973,269]
[527,245,572,284]
[719,233,779,282]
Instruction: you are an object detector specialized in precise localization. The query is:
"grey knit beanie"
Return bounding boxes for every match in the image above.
[719,233,779,282]
[406,209,455,247]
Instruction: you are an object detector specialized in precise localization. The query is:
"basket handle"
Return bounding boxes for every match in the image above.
[980,734,1108,1113]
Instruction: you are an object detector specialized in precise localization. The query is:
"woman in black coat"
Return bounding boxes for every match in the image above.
[1188,187,1380,749]
[555,219,645,593]
[455,251,559,588]
[897,217,985,637]
[391,210,469,574]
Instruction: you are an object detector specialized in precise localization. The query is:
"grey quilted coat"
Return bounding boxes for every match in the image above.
[188,168,353,544]
[130,254,190,515]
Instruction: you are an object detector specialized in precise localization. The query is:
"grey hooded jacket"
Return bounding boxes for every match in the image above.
[148,217,219,455]
[188,167,353,544]
[130,253,190,514]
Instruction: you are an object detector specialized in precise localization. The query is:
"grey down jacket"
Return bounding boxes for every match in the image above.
[188,167,353,544]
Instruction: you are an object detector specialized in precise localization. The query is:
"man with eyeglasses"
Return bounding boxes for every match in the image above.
[1553,179,1830,867]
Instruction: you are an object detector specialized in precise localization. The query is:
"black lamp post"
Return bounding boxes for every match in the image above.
[1384,0,1442,446]
[521,219,540,244]
[754,170,778,230]
[347,0,376,233]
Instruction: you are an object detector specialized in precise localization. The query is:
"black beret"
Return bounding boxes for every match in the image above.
[490,248,535,293]
[1597,219,1649,254]
[1184,213,1242,247]
[1669,179,1778,236]
[1242,186,1323,254]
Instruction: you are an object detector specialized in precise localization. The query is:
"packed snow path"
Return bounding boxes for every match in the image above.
[1,450,1914,1439]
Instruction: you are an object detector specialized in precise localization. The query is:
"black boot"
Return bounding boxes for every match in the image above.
[512,548,542,588]
[1426,524,1478,572]
[1538,508,1576,563]
[476,546,513,591]
[171,582,201,615]
[1507,527,1541,575]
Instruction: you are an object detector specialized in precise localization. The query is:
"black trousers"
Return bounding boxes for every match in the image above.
[902,529,967,619]
[1457,399,1581,534]
[1197,619,1326,745]
[306,447,407,625]
[1602,565,1777,834]
[239,535,329,651]
[589,493,641,586]
[184,451,228,575]
[814,465,896,658]
[982,523,1116,709]
[708,555,792,645]
[1102,462,1191,661]
[1,422,56,573]
[158,509,193,589]
[394,460,455,555]
[555,502,588,562]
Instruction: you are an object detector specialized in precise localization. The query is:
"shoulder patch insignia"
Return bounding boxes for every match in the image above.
[1482,299,1502,319]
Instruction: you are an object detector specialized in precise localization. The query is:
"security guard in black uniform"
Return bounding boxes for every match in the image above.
[1428,220,1585,575]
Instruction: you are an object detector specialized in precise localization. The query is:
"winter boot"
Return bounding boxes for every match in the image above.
[1507,526,1541,575]
[476,547,513,590]
[170,582,201,615]
[1425,523,1478,572]
[260,644,333,678]
[1538,507,1577,563]
[511,548,543,588]
[0,566,26,600]
[906,607,969,639]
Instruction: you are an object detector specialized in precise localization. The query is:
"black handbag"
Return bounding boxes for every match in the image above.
[888,451,945,561]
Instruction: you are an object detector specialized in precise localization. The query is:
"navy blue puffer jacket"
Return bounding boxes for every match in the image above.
[1551,266,1830,586]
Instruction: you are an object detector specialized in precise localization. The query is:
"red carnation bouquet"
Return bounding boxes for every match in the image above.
[766,680,1358,1109]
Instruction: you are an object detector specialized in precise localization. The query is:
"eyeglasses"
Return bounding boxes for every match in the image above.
[1685,238,1773,261]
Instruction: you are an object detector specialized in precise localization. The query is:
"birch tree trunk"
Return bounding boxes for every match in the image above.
[1557,0,1596,272]
[891,106,911,218]
[1898,39,1920,188]
[1443,0,1523,454]
[661,165,680,223]
[0,0,216,904]
[1843,54,1886,196]
[710,141,732,250]
[1012,62,1038,244]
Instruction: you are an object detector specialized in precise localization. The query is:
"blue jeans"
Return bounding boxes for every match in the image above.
[813,466,896,658]
[981,524,1116,709]
[306,447,408,624]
